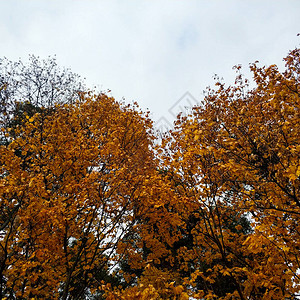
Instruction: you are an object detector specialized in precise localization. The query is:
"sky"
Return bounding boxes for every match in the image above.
[1,0,300,130]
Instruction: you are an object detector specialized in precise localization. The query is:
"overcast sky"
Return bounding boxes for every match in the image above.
[1,0,300,129]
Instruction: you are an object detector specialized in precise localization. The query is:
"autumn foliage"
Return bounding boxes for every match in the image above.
[0,91,156,298]
[0,48,300,299]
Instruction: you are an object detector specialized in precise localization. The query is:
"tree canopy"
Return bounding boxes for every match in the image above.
[0,49,300,299]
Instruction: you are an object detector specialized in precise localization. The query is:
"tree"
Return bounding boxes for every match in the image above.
[152,47,300,299]
[0,56,88,299]
[0,93,155,299]
[0,55,85,145]
[0,55,85,108]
